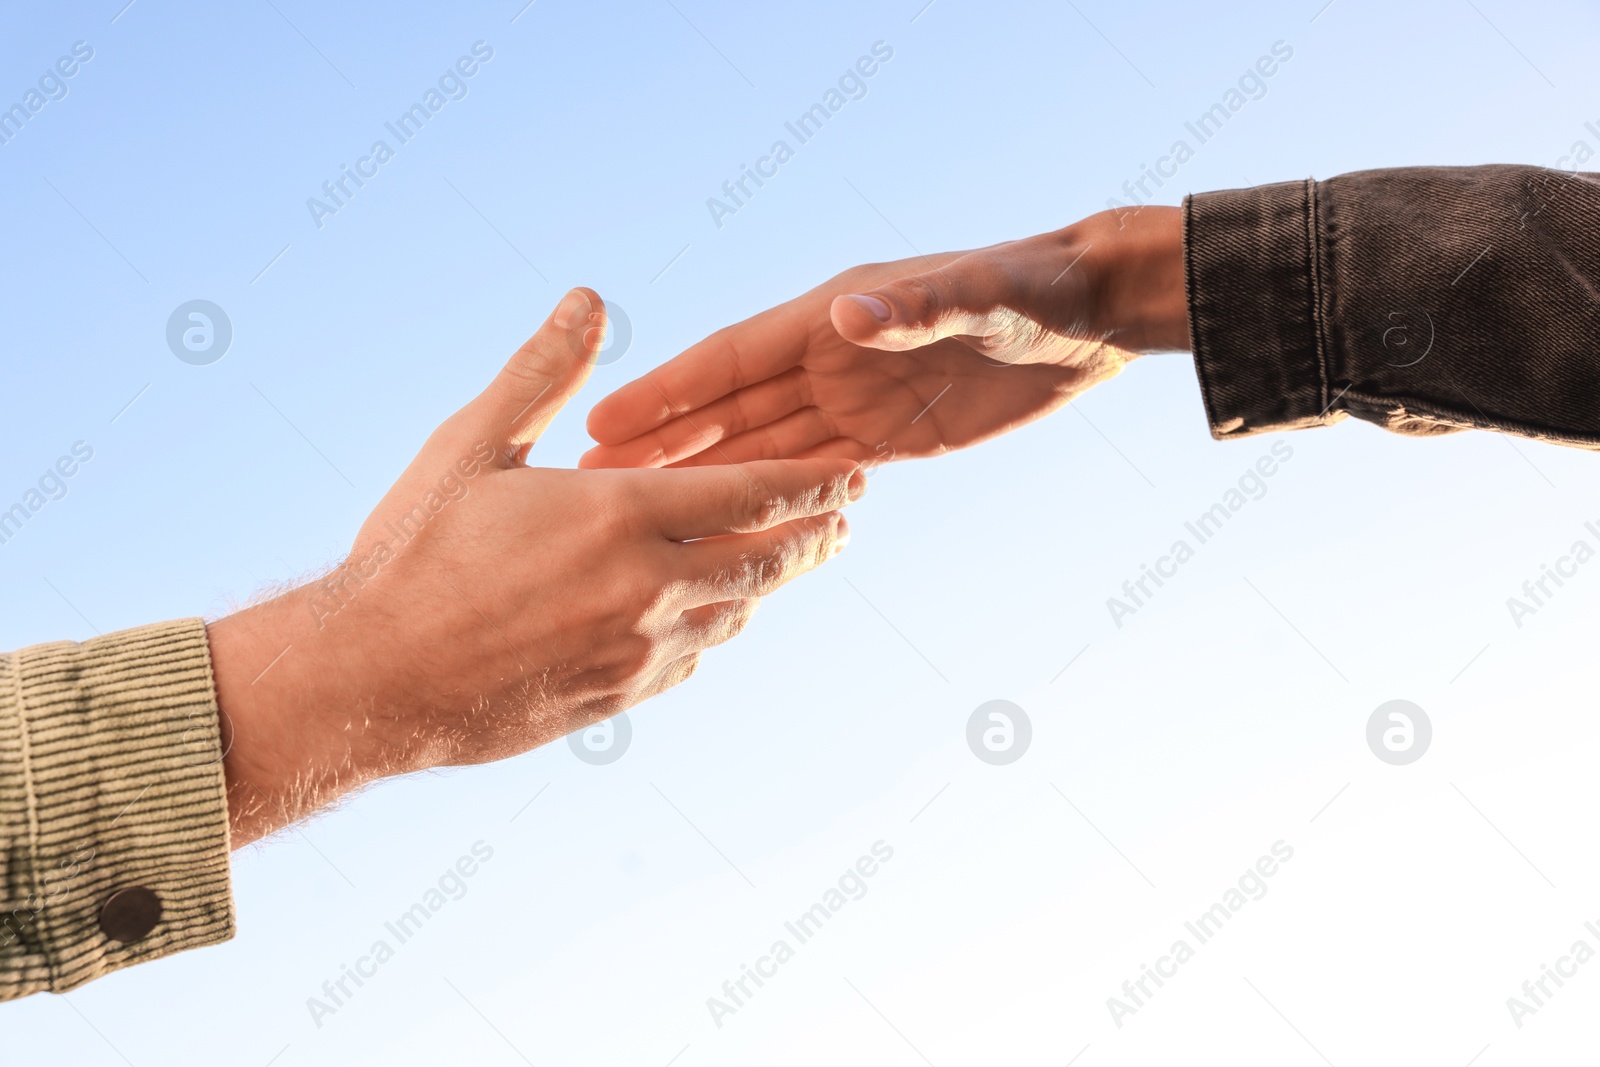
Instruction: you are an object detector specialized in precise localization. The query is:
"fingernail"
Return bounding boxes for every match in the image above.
[847,467,868,501]
[845,293,892,323]
[554,288,591,330]
[832,512,851,554]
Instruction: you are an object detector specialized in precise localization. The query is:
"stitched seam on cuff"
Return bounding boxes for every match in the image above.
[1183,194,1223,437]
[1305,177,1331,418]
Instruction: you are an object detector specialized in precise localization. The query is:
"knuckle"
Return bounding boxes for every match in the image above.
[745,546,794,595]
[499,340,562,391]
[700,561,739,599]
[889,275,943,324]
[604,563,675,643]
[627,574,675,627]
[812,517,840,567]
[818,467,854,510]
[835,262,883,286]
[656,654,701,694]
[716,598,759,642]
[750,497,783,531]
[737,479,786,530]
[783,515,830,572]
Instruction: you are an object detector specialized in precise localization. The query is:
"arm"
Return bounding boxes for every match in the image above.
[1188,164,1600,445]
[581,164,1600,467]
[2,289,861,998]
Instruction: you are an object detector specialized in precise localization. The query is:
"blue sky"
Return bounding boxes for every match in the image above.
[6,0,1600,1063]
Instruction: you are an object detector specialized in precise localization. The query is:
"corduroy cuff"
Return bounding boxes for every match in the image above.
[1,618,234,1000]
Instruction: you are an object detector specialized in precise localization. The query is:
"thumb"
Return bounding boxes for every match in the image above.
[466,287,606,463]
[829,260,1015,353]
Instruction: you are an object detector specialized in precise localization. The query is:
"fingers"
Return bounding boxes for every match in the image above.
[787,437,877,462]
[675,511,849,607]
[830,256,1014,352]
[674,598,760,652]
[580,367,813,469]
[458,288,605,463]
[637,457,864,540]
[664,407,838,468]
[585,305,810,446]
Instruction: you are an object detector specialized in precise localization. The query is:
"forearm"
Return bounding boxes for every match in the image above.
[1182,165,1600,445]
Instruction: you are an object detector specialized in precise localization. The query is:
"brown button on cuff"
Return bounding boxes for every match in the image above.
[99,886,163,943]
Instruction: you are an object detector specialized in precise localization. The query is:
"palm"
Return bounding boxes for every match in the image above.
[780,318,1082,462]
[582,259,1103,470]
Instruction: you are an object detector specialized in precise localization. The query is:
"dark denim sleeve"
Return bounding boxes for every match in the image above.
[1183,165,1600,447]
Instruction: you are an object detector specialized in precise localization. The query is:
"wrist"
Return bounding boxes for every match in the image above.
[208,571,411,845]
[1072,205,1191,354]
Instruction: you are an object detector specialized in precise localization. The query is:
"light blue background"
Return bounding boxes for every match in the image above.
[6,0,1600,1063]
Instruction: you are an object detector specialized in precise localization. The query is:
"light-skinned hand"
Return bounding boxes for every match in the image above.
[210,289,863,846]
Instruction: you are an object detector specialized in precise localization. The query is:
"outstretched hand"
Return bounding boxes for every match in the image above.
[581,207,1188,471]
[211,289,863,846]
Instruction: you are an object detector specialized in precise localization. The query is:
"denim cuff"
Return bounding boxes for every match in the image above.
[1184,179,1333,440]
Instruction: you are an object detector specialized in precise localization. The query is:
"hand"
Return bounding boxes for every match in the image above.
[580,206,1188,470]
[209,289,863,846]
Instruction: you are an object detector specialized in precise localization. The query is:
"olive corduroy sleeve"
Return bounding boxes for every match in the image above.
[1,618,234,1000]
[1184,165,1600,447]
